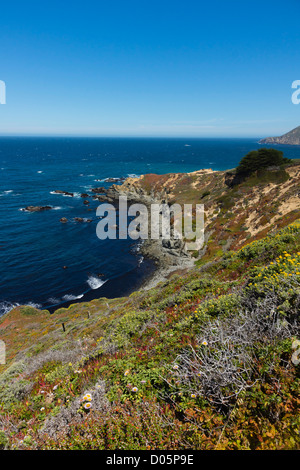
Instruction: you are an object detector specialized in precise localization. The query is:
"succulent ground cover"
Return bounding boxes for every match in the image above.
[0,163,299,450]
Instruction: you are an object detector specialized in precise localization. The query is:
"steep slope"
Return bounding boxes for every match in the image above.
[259,126,300,145]
[0,163,300,450]
[104,162,300,264]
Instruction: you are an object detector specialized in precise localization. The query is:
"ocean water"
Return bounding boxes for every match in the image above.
[1,136,300,316]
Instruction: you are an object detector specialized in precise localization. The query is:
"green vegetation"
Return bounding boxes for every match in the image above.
[0,219,299,450]
[0,160,299,450]
[236,148,292,177]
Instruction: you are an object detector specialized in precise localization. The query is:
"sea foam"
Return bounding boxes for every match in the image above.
[87,275,107,290]
[62,294,84,301]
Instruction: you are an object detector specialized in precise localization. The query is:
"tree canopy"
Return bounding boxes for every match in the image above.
[236,148,291,176]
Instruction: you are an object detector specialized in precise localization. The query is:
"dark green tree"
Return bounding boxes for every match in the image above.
[236,148,291,176]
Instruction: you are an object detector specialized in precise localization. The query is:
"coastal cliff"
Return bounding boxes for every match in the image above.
[259,125,300,145]
[0,161,300,450]
[102,163,300,268]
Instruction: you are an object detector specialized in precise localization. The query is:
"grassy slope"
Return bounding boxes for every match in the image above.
[0,165,300,450]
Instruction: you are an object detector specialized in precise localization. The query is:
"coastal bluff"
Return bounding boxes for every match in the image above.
[259,125,300,146]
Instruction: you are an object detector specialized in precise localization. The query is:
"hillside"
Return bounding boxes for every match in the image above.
[104,162,300,270]
[259,126,300,146]
[0,162,300,450]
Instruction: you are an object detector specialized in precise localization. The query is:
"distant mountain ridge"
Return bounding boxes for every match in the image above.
[259,126,300,145]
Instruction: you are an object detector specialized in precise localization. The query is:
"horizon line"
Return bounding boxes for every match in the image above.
[0,133,263,139]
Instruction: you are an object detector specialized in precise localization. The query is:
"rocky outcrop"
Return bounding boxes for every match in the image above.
[52,190,74,197]
[96,176,194,271]
[91,187,106,193]
[92,194,108,202]
[22,206,52,212]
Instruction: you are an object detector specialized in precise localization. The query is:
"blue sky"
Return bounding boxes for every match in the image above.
[0,0,300,137]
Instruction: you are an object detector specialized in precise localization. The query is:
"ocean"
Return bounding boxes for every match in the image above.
[1,136,300,316]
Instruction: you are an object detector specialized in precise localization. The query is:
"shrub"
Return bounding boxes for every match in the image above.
[0,431,8,449]
[173,295,296,407]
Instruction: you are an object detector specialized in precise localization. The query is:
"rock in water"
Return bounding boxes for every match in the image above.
[24,206,52,212]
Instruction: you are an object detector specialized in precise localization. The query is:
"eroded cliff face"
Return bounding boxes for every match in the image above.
[100,164,300,264]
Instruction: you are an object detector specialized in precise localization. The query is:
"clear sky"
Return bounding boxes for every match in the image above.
[0,0,300,138]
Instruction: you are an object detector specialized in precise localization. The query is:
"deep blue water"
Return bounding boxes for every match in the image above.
[1,136,300,316]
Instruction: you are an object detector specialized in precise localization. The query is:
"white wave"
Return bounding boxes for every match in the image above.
[0,190,13,196]
[62,294,84,301]
[52,206,62,210]
[47,297,60,304]
[0,300,42,317]
[26,301,42,309]
[87,275,107,290]
[131,240,144,254]
[127,173,140,178]
[0,301,20,317]
[37,170,43,174]
[96,176,124,182]
[50,191,76,198]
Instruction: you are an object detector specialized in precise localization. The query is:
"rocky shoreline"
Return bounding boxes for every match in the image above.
[97,176,196,291]
[51,174,196,294]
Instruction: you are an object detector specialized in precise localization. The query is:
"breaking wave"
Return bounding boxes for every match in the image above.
[87,275,107,290]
